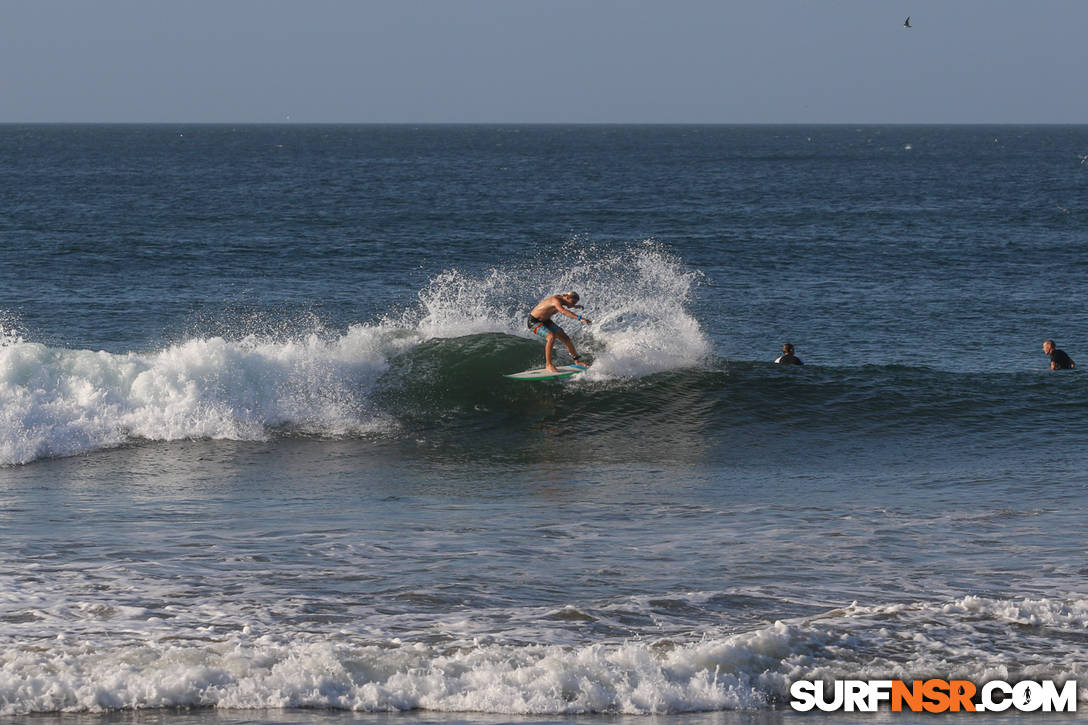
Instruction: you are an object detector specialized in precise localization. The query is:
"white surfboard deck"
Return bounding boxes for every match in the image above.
[503,363,588,381]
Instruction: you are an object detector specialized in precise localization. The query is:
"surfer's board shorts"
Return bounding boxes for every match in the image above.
[527,315,561,339]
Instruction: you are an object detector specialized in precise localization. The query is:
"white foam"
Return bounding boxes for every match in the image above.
[0,326,402,466]
[1,594,1083,716]
[0,632,769,715]
[946,594,1088,628]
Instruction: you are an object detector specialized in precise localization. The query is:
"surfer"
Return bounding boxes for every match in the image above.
[528,291,591,373]
[775,343,803,365]
[1042,339,1075,370]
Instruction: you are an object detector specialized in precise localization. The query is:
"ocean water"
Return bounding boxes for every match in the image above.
[0,125,1086,723]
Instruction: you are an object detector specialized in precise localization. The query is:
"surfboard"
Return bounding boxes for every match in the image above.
[503,363,588,381]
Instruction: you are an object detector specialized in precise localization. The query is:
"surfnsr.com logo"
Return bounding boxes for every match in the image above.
[790,679,1077,713]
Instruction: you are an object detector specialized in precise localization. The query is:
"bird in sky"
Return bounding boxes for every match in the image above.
[904,16,912,29]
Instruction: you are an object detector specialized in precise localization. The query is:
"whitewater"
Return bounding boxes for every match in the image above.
[3,586,1085,715]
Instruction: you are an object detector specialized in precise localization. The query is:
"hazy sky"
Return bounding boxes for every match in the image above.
[2,0,1086,123]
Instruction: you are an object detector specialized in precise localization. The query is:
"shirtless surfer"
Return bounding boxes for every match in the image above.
[527,291,591,373]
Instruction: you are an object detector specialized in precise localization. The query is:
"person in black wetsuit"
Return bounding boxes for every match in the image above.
[1043,339,1075,370]
[775,343,803,365]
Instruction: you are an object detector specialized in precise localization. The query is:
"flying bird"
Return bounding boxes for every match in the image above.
[904,16,912,29]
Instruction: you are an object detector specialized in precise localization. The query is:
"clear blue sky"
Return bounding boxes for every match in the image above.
[3,0,1086,123]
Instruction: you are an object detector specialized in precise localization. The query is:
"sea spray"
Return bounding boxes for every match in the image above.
[0,316,24,348]
[403,240,711,378]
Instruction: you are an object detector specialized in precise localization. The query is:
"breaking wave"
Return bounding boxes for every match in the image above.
[0,242,710,465]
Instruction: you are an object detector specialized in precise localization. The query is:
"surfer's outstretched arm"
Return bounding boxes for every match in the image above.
[558,305,591,324]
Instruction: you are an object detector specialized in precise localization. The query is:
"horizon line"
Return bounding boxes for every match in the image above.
[2,120,1087,127]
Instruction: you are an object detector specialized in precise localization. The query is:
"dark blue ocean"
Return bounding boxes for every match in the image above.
[1,125,1086,723]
